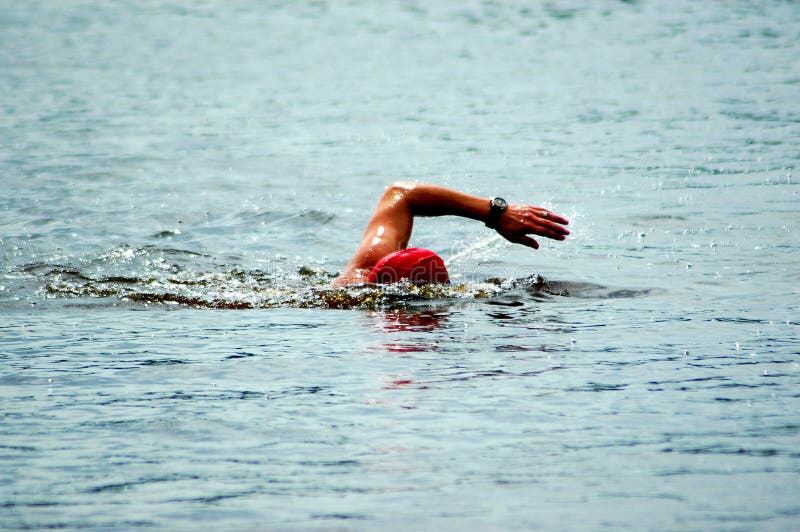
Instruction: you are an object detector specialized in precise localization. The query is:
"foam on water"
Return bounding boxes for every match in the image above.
[21,243,642,311]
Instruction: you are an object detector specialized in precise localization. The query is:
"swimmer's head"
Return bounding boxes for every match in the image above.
[368,248,450,284]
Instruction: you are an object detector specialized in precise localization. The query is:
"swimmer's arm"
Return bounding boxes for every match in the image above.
[397,181,570,249]
[332,181,569,287]
[333,183,415,286]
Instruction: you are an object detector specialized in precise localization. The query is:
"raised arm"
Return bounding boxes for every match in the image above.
[332,181,569,286]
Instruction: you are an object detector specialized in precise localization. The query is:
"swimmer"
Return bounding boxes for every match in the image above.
[333,181,570,287]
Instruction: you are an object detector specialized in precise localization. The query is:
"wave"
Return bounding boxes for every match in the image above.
[8,245,655,310]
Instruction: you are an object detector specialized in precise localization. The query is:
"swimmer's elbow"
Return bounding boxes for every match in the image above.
[381,180,417,204]
[386,180,416,195]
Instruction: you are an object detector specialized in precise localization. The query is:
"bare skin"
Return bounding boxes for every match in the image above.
[332,181,571,287]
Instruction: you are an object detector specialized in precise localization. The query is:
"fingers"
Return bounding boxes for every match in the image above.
[537,219,570,237]
[522,219,569,240]
[539,209,569,226]
[499,204,571,247]
[525,207,569,239]
[513,235,539,249]
[530,207,569,227]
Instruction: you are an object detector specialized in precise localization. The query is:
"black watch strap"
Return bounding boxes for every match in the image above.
[485,197,508,229]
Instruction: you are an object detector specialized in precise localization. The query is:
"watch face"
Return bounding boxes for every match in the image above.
[486,197,508,228]
[491,197,508,210]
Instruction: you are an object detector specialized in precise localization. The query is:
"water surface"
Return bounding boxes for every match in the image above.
[2,1,799,529]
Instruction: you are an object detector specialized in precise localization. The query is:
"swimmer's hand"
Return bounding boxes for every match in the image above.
[495,205,570,249]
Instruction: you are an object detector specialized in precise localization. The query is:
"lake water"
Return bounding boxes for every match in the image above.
[2,1,799,529]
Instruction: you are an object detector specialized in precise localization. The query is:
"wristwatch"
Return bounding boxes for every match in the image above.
[485,197,508,229]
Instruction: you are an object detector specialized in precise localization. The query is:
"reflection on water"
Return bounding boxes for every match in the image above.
[368,308,450,354]
[371,309,450,333]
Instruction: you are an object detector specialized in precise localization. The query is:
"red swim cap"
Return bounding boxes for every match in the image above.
[368,247,450,284]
